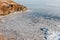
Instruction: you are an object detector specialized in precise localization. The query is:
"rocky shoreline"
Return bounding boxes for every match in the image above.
[0,0,27,16]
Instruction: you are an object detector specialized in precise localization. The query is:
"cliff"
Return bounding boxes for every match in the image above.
[0,0,27,16]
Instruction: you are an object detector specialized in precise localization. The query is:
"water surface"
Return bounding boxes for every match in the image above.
[14,0,60,20]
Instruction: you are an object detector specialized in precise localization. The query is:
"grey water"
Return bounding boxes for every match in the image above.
[14,0,60,20]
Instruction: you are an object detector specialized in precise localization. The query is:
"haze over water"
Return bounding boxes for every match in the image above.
[14,0,60,20]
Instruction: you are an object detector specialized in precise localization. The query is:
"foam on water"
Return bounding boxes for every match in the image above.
[40,27,60,40]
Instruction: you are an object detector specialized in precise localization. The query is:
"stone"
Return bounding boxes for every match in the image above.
[0,33,7,40]
[0,0,27,16]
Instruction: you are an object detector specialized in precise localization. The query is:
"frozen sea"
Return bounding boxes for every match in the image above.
[0,0,60,40]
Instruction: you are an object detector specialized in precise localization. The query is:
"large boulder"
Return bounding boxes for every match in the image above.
[0,5,10,16]
[0,0,27,16]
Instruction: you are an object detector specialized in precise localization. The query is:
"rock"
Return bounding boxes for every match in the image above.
[0,0,13,2]
[0,0,27,16]
[0,5,10,15]
[0,32,17,40]
[0,33,7,40]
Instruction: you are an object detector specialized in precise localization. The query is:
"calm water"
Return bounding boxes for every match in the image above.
[14,0,60,20]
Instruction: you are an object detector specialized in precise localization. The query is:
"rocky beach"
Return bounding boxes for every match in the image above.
[0,0,60,40]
